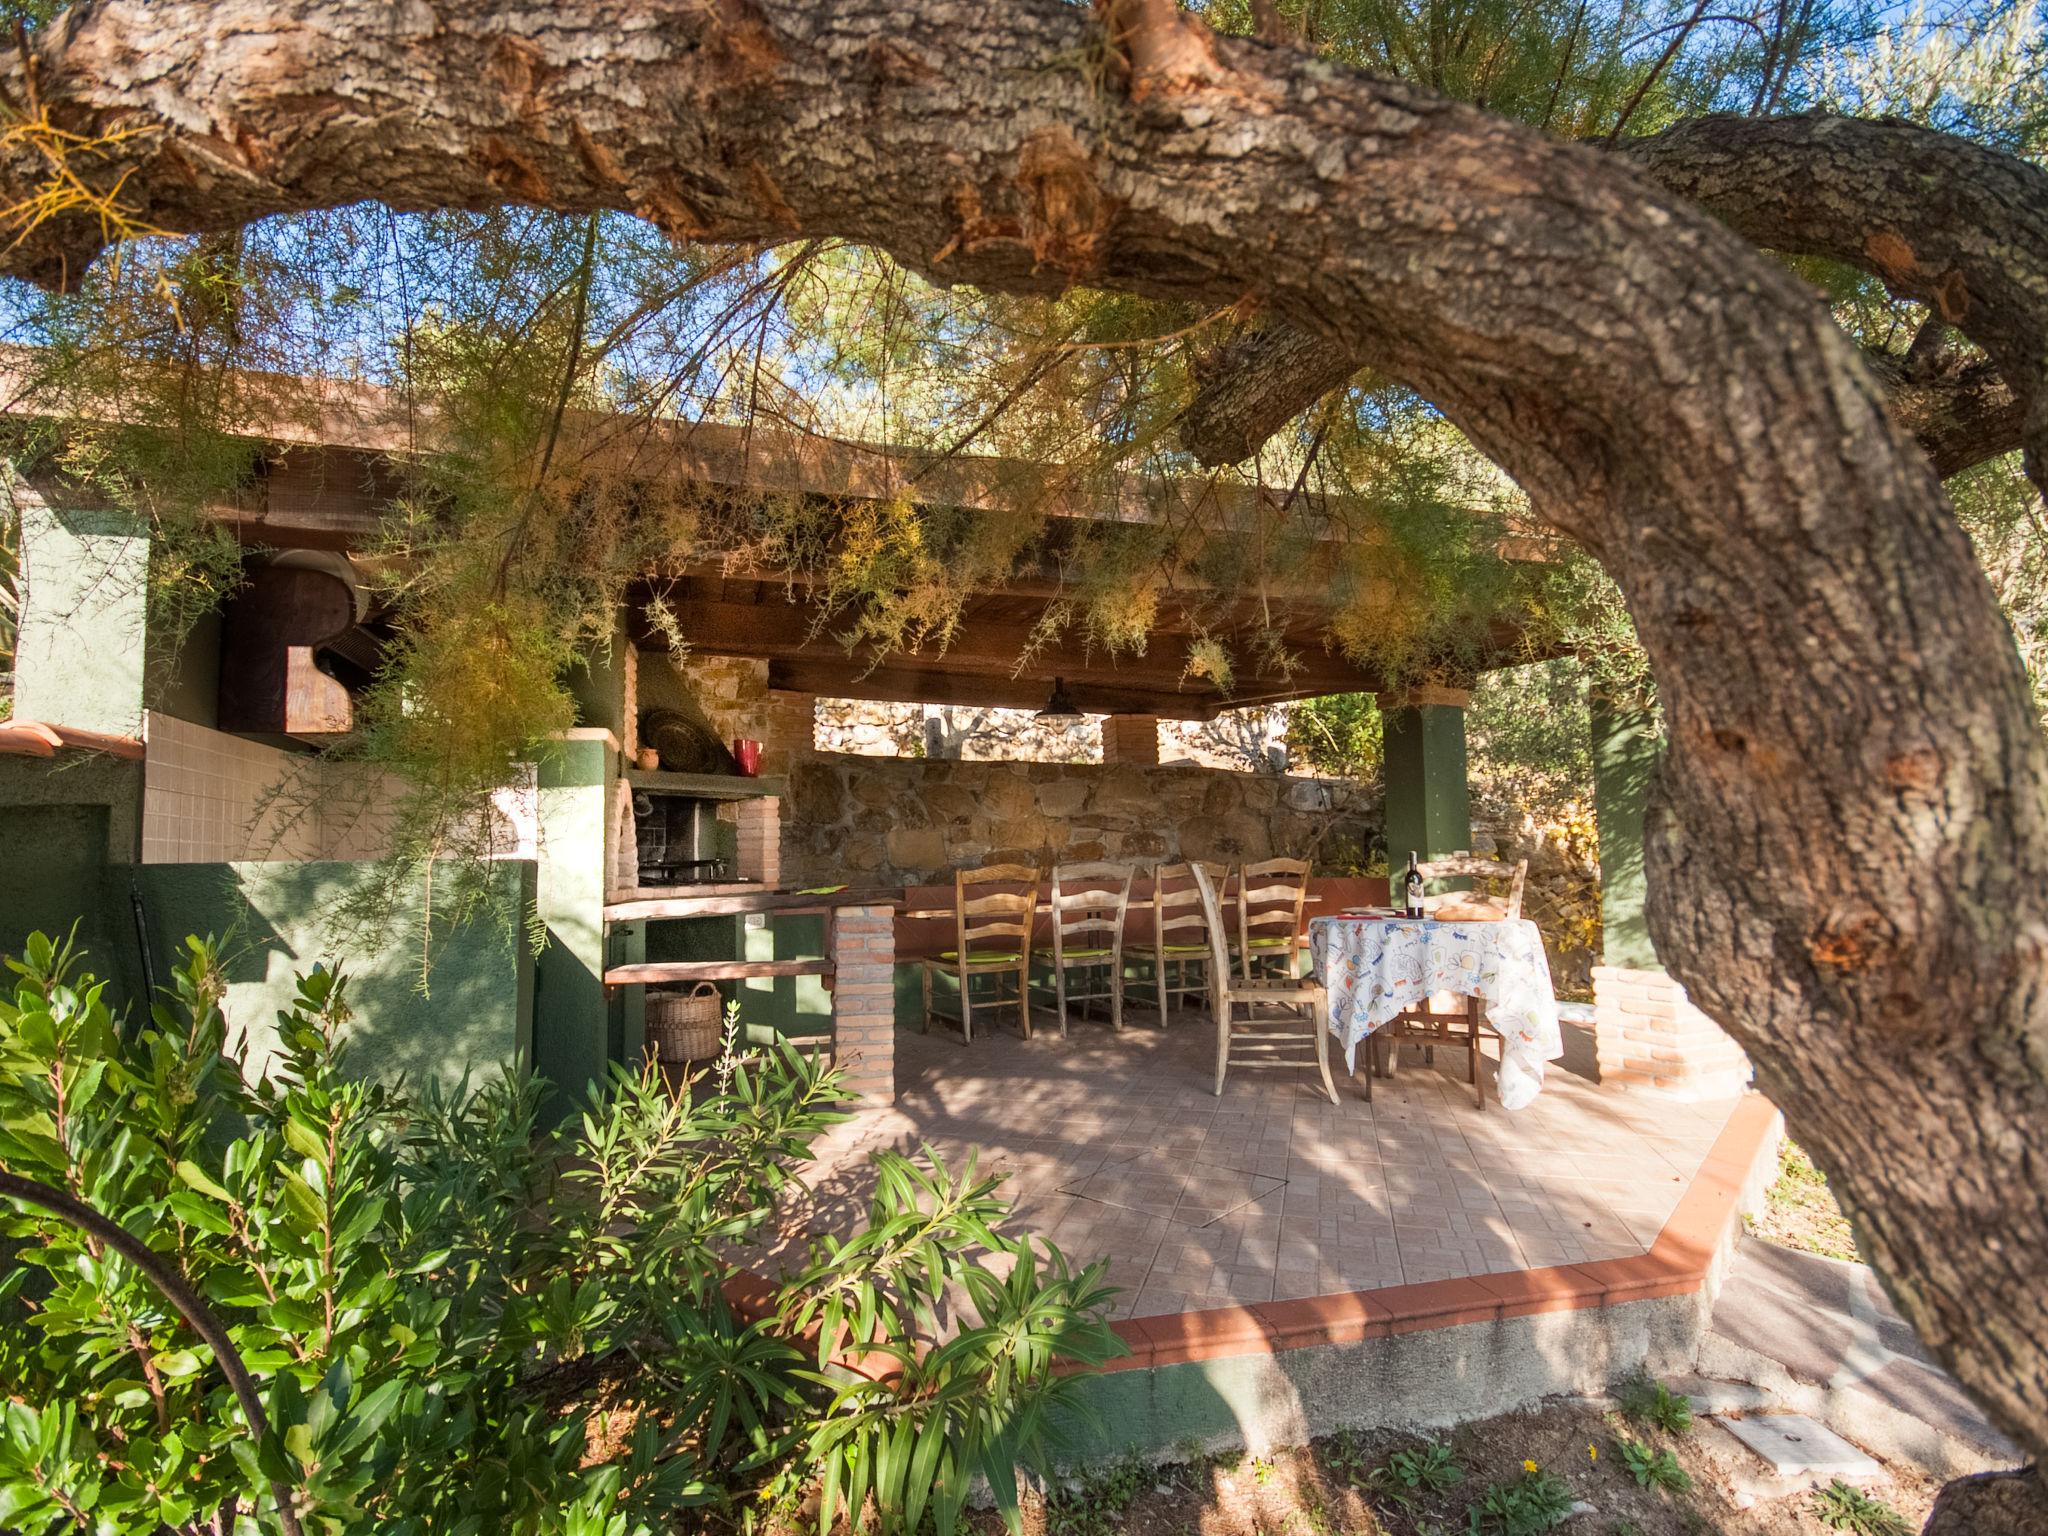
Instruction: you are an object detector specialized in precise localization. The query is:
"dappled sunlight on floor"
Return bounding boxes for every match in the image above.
[769,1010,1741,1324]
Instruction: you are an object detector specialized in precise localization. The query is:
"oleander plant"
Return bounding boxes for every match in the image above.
[0,930,1119,1535]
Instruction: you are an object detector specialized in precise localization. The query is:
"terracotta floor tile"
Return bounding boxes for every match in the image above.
[772,1012,1748,1342]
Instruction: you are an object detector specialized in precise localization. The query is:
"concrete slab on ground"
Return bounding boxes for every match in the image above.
[1701,1237,2021,1480]
[1718,1413,1882,1480]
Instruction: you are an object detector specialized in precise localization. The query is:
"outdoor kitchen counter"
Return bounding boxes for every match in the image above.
[600,884,902,987]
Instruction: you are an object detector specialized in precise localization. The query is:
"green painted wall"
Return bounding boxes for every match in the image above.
[117,860,535,1090]
[13,498,149,736]
[643,912,834,1039]
[1590,695,1663,971]
[0,850,535,1092]
[1381,701,1472,867]
[532,732,622,1105]
[146,609,222,726]
[0,802,122,976]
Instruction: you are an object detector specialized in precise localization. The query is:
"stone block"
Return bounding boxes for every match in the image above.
[885,824,949,873]
[1717,1415,1882,1481]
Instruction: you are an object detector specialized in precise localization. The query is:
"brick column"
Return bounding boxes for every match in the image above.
[734,795,782,885]
[828,904,896,1103]
[1592,966,1752,1100]
[1101,714,1160,766]
[758,688,817,777]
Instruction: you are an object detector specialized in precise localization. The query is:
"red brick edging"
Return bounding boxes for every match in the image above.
[1093,1092,1780,1373]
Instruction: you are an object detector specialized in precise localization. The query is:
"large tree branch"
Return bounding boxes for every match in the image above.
[1177,111,2048,495]
[1,0,2045,1461]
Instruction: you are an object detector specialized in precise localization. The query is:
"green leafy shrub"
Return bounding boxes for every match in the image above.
[0,930,1120,1534]
[1616,1373,1694,1435]
[1463,1464,1574,1535]
[1811,1479,1913,1535]
[1368,1439,1464,1508]
[1611,1435,1691,1493]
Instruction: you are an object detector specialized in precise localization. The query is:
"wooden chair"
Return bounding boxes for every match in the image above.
[1232,856,1310,980]
[920,863,1039,1043]
[1373,852,1529,1106]
[1415,852,1527,923]
[1128,862,1227,1028]
[1190,864,1341,1103]
[1033,861,1134,1035]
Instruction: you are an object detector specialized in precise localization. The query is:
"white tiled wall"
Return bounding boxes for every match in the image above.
[142,712,536,865]
[143,713,326,863]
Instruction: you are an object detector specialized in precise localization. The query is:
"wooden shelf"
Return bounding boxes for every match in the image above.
[604,958,833,986]
[604,884,898,923]
[622,768,786,801]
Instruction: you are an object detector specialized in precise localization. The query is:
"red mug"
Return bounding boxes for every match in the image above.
[732,738,762,776]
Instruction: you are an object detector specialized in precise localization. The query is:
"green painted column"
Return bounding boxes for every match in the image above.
[13,490,149,735]
[532,729,620,1110]
[1377,686,1473,869]
[1589,694,1663,971]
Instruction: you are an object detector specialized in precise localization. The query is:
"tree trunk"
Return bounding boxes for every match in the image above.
[1175,111,2048,491]
[1,0,2044,1464]
[1923,1467,2048,1535]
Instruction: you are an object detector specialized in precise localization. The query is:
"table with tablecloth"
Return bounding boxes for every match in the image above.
[1307,915,1564,1110]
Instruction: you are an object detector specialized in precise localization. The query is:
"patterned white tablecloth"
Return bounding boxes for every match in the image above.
[1308,915,1564,1110]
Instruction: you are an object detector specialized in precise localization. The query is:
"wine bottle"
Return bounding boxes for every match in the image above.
[1404,851,1425,919]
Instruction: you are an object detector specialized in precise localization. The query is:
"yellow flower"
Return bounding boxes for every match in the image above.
[1523,1459,1539,1474]
[1588,1444,1599,1461]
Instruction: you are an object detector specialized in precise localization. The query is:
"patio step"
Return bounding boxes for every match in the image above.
[602,958,834,986]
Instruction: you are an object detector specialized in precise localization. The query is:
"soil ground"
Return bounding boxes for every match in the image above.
[994,1393,1936,1536]
[1744,1141,1861,1265]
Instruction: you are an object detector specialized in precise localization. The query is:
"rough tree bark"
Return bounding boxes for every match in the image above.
[0,0,2044,1485]
[1178,111,2048,494]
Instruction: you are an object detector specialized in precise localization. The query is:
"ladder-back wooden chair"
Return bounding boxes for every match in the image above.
[1034,861,1134,1035]
[920,863,1039,1043]
[1129,862,1226,1028]
[1232,856,1311,980]
[1191,864,1342,1103]
[1373,852,1529,1106]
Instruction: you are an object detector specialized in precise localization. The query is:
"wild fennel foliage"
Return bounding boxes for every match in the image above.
[0,931,1121,1535]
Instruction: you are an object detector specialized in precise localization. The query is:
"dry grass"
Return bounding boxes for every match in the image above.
[1746,1140,1862,1264]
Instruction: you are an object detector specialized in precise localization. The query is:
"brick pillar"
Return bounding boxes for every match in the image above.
[1101,714,1160,766]
[828,904,896,1103]
[758,688,817,777]
[734,795,781,885]
[1592,966,1752,1100]
[1376,685,1472,864]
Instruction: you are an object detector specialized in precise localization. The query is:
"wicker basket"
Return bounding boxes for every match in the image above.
[647,982,725,1062]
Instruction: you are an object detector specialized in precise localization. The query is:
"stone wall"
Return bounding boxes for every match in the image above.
[783,753,1377,885]
[1470,786,1603,996]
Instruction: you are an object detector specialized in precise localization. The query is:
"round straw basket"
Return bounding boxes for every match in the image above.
[647,981,724,1062]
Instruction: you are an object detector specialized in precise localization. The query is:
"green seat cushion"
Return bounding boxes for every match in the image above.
[1242,935,1300,949]
[1043,946,1114,960]
[1158,943,1209,954]
[938,949,1023,964]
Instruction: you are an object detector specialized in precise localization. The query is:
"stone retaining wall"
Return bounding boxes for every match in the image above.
[783,753,1378,885]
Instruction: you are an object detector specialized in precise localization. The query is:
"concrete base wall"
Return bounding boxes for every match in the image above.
[1069,1293,1710,1460]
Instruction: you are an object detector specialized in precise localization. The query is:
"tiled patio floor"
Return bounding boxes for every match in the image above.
[786,1011,1745,1322]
